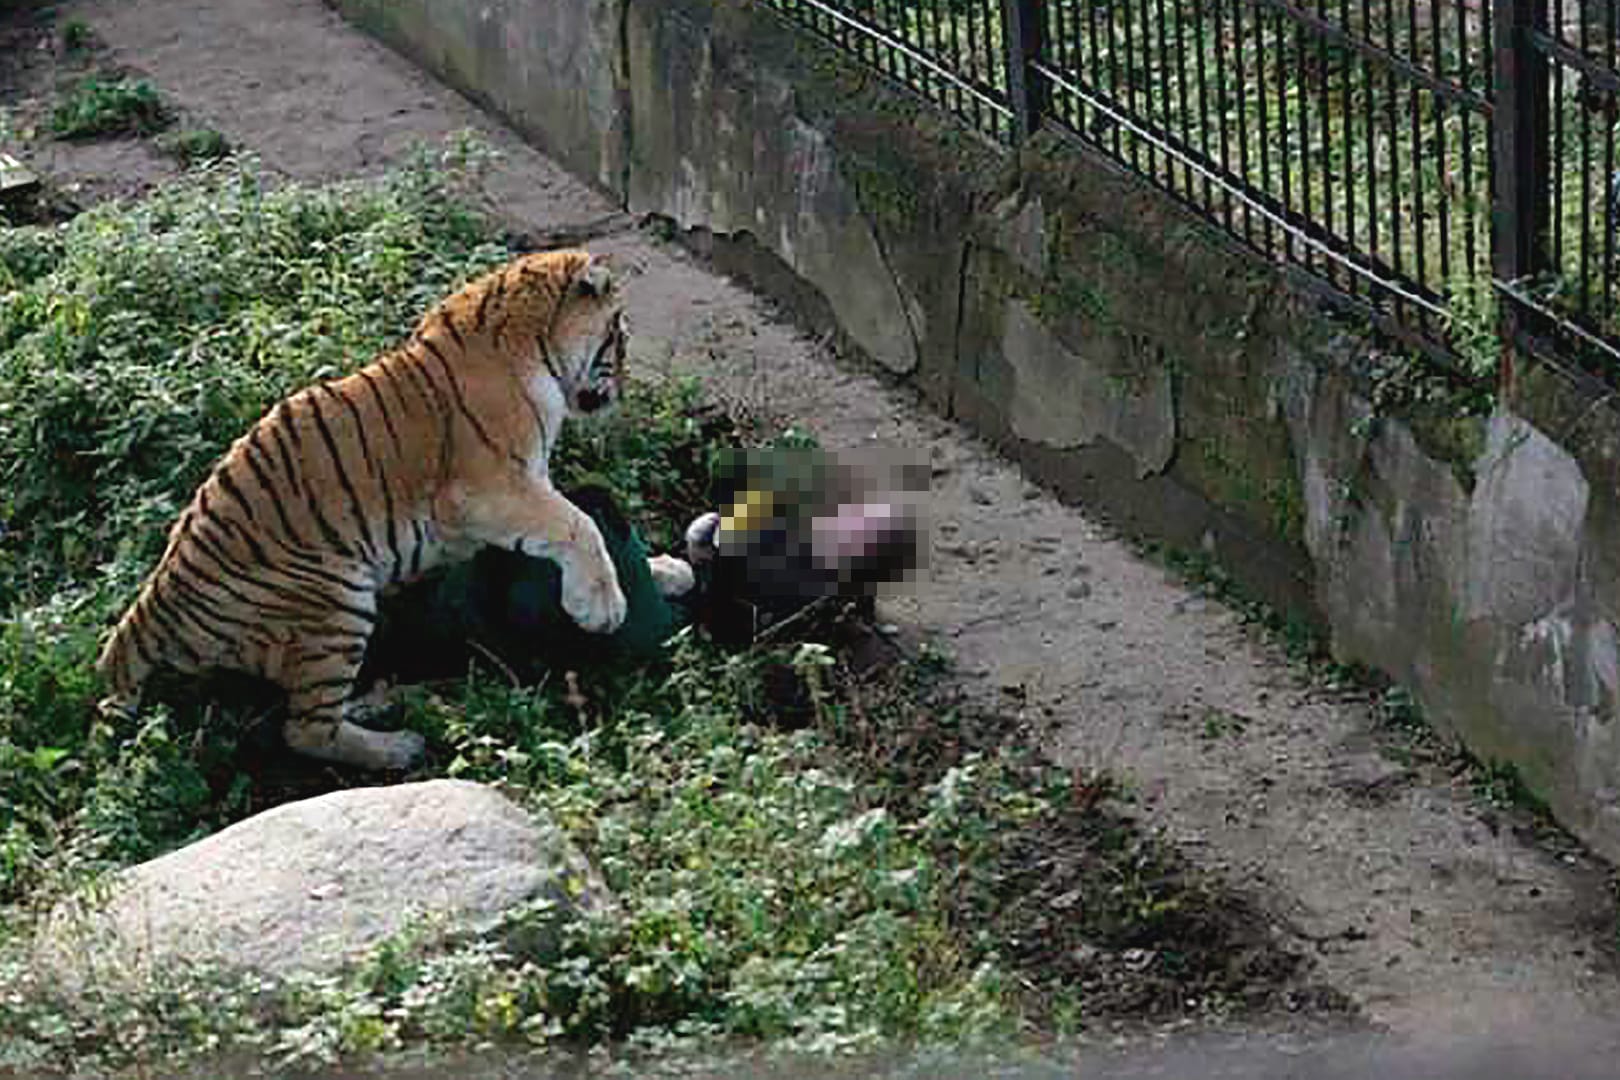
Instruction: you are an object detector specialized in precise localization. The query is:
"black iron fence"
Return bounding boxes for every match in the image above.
[760,0,1620,383]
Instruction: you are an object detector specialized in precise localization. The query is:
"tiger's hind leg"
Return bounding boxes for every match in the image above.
[279,618,426,771]
[283,678,426,771]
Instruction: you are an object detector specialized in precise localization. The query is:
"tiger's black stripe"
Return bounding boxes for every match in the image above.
[537,337,561,381]
[521,392,550,445]
[416,337,506,462]
[406,519,427,580]
[214,467,262,529]
[394,359,438,418]
[173,548,313,625]
[356,369,405,457]
[124,607,161,668]
[329,379,404,574]
[437,309,466,351]
[394,355,455,466]
[266,414,305,500]
[320,383,377,474]
[473,270,505,330]
[189,518,375,625]
[279,398,362,554]
[149,581,239,650]
[138,591,206,662]
[198,489,273,566]
[165,572,277,642]
[308,387,378,559]
[241,432,309,546]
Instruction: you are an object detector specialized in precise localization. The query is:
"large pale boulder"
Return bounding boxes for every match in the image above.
[36,779,612,988]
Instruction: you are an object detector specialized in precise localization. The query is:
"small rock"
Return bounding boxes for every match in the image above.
[1065,582,1093,601]
[1330,752,1411,799]
[970,486,995,505]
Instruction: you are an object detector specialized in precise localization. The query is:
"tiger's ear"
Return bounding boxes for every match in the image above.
[575,258,616,299]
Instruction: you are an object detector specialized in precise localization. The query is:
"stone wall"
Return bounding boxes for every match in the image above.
[333,0,1620,858]
[332,0,628,193]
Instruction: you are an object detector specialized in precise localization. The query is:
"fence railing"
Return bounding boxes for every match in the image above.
[761,0,1620,384]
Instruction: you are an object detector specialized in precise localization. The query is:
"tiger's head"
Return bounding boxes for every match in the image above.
[443,249,630,417]
[509,250,627,418]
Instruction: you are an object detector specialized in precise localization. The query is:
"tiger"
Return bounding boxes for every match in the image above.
[94,249,674,772]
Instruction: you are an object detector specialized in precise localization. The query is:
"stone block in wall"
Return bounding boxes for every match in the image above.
[997,299,1175,476]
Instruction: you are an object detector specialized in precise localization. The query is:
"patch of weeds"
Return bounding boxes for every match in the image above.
[1373,684,1425,733]
[156,126,231,167]
[59,18,91,54]
[1199,707,1250,741]
[1443,274,1500,383]
[1151,541,1323,664]
[1469,758,1555,819]
[49,76,171,139]
[1362,675,1560,821]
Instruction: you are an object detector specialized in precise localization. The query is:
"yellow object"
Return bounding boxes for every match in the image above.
[720,488,776,538]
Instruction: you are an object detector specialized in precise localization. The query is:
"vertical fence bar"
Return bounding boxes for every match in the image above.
[1491,0,1551,388]
[1001,0,1047,142]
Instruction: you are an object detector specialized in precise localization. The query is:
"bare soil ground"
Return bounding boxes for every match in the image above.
[6,0,1620,1053]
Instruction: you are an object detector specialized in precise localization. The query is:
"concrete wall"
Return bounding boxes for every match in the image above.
[333,0,1620,858]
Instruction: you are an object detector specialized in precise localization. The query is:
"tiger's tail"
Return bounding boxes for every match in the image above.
[94,582,161,720]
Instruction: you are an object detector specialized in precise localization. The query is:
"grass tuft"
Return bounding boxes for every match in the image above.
[49,77,171,139]
[155,127,232,167]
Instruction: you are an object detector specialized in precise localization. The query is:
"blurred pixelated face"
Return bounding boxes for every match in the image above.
[685,446,926,643]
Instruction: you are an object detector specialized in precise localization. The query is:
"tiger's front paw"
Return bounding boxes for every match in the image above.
[562,565,628,634]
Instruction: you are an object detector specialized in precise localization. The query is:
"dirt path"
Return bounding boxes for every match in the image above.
[13,0,1620,1045]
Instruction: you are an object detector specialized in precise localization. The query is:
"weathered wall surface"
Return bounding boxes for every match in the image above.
[332,0,1620,856]
[331,0,628,194]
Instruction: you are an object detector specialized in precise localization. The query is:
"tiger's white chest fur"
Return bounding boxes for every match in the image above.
[525,369,570,484]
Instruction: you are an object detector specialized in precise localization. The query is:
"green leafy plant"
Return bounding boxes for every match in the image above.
[59,18,92,53]
[156,127,231,167]
[49,77,172,139]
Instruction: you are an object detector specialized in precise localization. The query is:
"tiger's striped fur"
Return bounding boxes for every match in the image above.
[96,249,632,770]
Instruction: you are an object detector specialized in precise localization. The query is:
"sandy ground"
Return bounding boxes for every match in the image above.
[6,0,1620,1050]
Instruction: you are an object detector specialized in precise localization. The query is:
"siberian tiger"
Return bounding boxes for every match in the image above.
[95,249,649,771]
